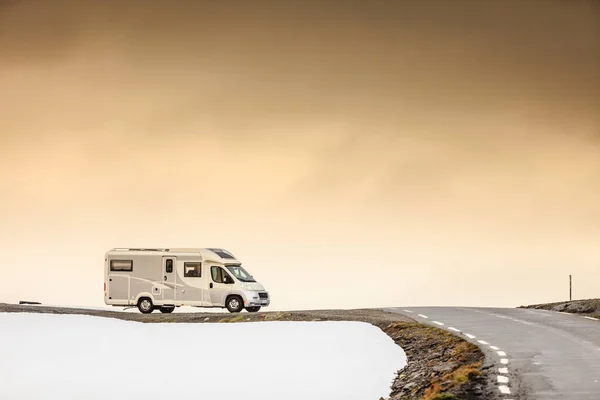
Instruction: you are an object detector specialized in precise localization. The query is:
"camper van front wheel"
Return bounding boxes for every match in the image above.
[137,298,154,314]
[226,296,243,313]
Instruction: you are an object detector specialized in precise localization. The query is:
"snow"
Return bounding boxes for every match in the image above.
[0,313,407,400]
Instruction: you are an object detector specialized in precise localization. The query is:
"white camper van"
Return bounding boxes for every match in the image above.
[103,248,270,314]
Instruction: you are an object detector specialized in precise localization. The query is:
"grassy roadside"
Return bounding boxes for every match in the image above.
[383,322,484,400]
[520,298,600,318]
[0,304,489,399]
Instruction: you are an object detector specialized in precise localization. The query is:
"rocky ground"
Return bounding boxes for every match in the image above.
[521,297,600,318]
[0,303,501,400]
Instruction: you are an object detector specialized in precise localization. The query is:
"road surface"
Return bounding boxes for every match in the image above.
[387,307,600,400]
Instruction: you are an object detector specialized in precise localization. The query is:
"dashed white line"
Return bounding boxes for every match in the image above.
[403,310,414,313]
[499,385,511,394]
[413,316,513,396]
[584,316,599,321]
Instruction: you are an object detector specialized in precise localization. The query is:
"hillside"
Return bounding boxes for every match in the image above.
[520,298,600,318]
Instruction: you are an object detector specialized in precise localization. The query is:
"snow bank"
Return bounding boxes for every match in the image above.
[0,313,406,400]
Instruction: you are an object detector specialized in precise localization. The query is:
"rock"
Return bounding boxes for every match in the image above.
[565,302,594,313]
[432,361,459,373]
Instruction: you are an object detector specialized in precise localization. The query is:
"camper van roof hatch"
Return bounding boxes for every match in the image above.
[113,248,169,252]
[207,248,236,259]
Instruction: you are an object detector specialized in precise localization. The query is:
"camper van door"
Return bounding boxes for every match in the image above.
[162,256,176,302]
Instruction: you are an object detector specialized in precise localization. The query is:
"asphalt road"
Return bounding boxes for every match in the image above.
[386,307,600,400]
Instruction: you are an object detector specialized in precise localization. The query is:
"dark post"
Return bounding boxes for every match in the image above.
[569,274,572,301]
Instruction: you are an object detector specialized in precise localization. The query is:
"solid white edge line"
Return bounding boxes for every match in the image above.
[499,385,511,394]
[497,351,507,356]
[478,340,489,345]
[584,316,599,321]
[433,321,444,326]
[498,367,508,374]
[448,327,460,332]
[497,375,509,383]
[417,314,428,319]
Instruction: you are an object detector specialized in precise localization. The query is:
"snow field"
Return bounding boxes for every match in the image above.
[0,313,407,400]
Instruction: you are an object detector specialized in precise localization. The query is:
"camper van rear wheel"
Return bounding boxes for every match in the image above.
[137,297,154,314]
[226,296,243,313]
[159,306,175,313]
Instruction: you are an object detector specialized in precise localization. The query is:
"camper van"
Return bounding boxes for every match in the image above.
[103,247,270,314]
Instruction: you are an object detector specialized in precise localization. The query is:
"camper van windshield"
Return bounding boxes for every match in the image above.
[225,265,256,282]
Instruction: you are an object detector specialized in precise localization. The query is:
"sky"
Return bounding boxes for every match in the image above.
[0,0,599,310]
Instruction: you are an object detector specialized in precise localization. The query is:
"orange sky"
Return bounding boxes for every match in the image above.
[1,0,599,310]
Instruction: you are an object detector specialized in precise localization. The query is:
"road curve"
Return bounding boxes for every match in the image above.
[386,307,600,400]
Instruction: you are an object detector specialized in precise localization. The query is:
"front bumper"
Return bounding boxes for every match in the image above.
[243,291,270,307]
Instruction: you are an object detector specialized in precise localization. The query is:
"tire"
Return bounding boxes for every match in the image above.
[159,306,175,314]
[246,306,261,313]
[137,297,154,314]
[226,296,243,313]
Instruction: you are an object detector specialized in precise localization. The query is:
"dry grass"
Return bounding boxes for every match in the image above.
[423,382,443,399]
[443,362,483,384]
[218,315,246,323]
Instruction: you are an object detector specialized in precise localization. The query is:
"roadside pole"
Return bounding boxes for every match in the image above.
[569,274,572,302]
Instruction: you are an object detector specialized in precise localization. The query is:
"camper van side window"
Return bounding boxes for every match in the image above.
[184,262,201,277]
[211,266,233,283]
[110,260,133,272]
[165,259,173,273]
[211,266,226,283]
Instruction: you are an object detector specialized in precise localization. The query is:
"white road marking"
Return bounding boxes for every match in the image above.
[413,312,513,396]
[499,385,511,394]
[584,316,599,321]
[403,310,414,313]
[488,312,536,326]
